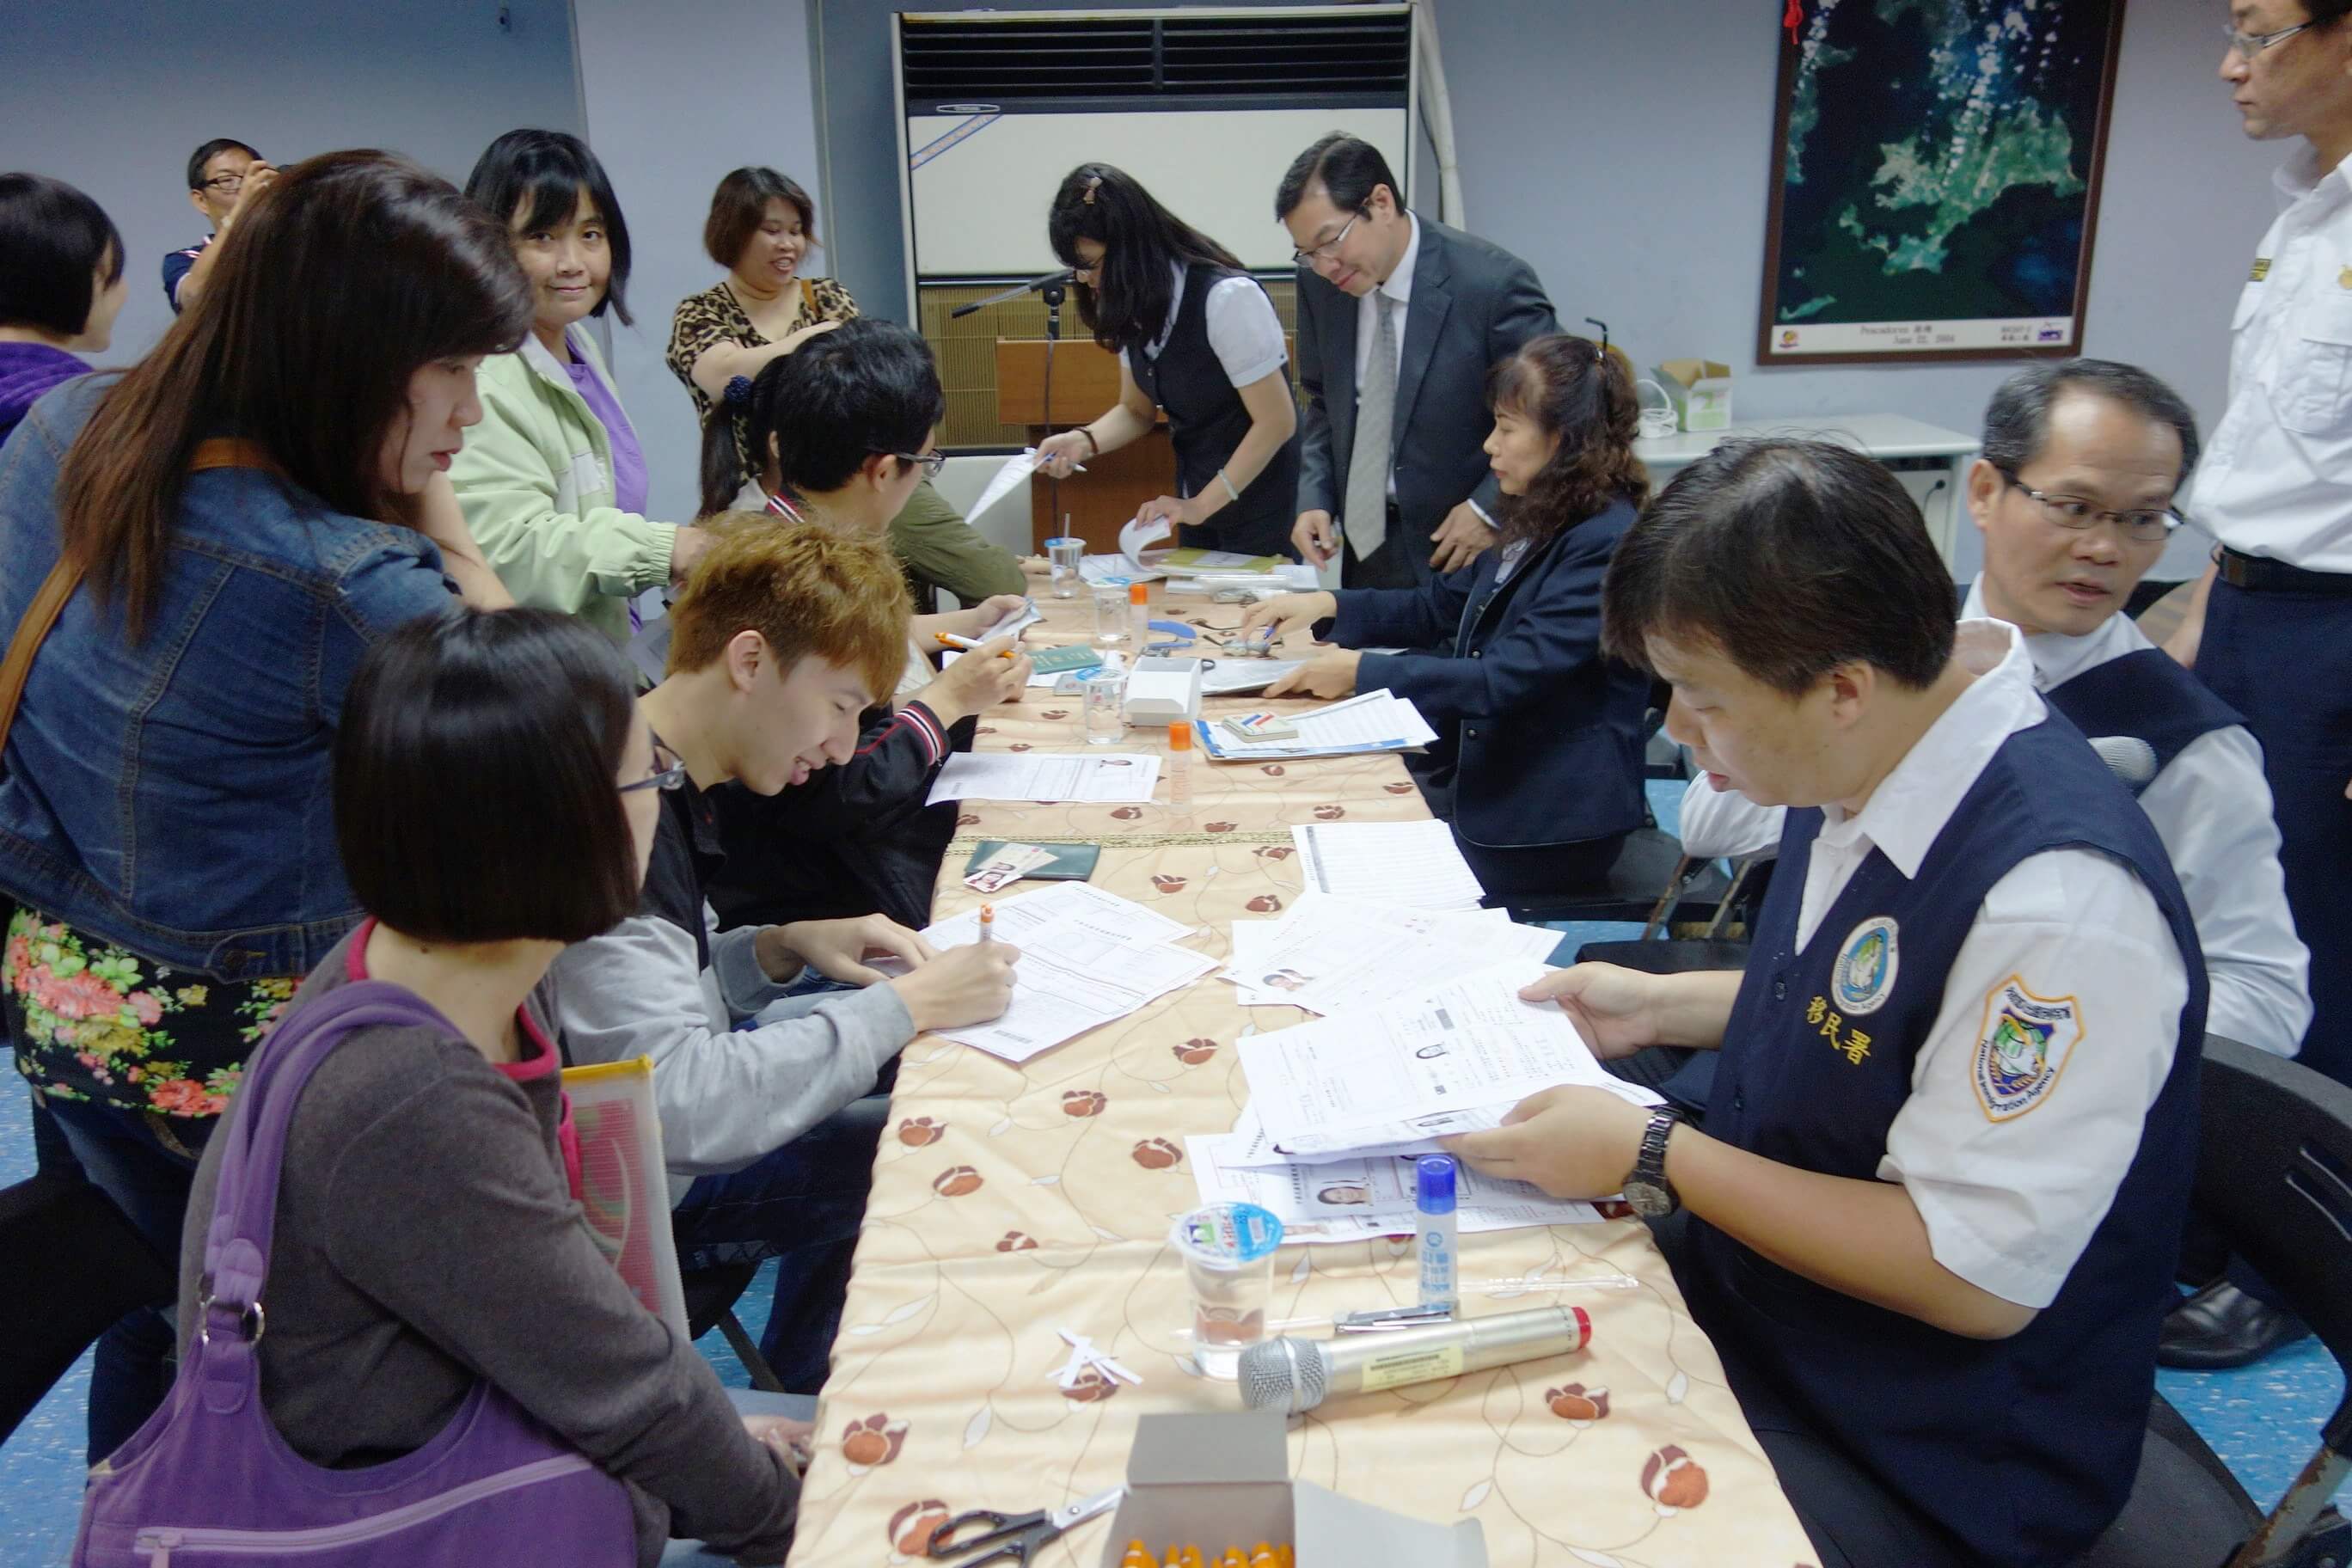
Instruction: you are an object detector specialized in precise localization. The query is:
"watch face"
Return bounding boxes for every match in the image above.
[1625,1180,1675,1219]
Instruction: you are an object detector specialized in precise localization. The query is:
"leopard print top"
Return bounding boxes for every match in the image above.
[665,275,861,475]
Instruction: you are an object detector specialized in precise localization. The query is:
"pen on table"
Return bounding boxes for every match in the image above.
[978,903,995,943]
[936,632,1018,658]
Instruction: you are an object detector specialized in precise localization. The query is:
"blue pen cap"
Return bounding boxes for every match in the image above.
[1417,1155,1458,1215]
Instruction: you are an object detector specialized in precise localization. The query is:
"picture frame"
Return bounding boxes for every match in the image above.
[1758,0,2127,367]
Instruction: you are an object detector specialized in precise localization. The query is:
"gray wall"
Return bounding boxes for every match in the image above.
[574,0,824,525]
[1434,1,2275,579]
[3,0,584,369]
[811,0,2276,579]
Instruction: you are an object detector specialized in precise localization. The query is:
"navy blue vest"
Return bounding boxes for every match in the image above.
[2043,647,2246,792]
[1126,263,1301,546]
[1688,714,2206,1565]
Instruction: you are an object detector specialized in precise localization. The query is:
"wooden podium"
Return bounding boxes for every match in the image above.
[994,339,1173,555]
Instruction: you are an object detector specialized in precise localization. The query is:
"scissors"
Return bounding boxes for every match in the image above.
[924,1486,1124,1565]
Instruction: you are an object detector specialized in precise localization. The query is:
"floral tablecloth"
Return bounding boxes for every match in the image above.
[785,592,1815,1567]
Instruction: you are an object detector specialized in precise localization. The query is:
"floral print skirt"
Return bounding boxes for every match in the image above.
[4,905,296,1120]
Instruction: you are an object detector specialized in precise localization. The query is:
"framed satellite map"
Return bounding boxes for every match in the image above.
[1760,0,2126,366]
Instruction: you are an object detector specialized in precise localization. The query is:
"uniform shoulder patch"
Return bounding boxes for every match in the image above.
[2251,257,2271,282]
[1972,976,2084,1123]
[1832,916,1899,1016]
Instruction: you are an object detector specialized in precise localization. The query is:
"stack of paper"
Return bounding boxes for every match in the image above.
[1156,548,1285,576]
[920,883,1219,1063]
[1290,819,1487,911]
[1186,1112,1608,1242]
[1193,691,1437,761]
[1234,962,1661,1162]
[1224,894,1563,1013]
[926,751,1161,805]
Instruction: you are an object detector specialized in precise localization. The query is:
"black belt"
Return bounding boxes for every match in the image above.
[2217,547,2352,596]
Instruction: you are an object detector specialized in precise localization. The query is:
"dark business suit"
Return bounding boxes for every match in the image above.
[1295,214,1559,591]
[1330,496,1651,899]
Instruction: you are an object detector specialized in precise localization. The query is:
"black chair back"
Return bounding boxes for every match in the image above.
[2191,1036,2352,1564]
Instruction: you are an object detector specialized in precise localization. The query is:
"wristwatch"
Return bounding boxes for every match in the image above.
[1622,1107,1683,1219]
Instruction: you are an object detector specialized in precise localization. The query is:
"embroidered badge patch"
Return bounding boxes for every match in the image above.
[1972,977,2084,1122]
[2250,257,2271,282]
[1832,916,1899,1016]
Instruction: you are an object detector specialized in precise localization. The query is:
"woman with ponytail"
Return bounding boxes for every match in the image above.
[1240,334,1653,897]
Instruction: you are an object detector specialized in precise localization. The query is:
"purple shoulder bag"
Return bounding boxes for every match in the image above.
[72,981,638,1566]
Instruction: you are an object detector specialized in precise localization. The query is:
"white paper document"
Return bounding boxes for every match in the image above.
[1198,691,1437,761]
[978,597,1044,640]
[934,943,1217,1063]
[1237,963,1661,1158]
[920,884,1215,1063]
[1289,820,1488,911]
[923,881,1192,965]
[926,752,1161,805]
[968,449,1044,524]
[1224,895,1563,1013]
[1185,1130,1604,1241]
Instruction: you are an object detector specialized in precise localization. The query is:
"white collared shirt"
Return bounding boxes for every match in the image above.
[1725,622,2191,1308]
[1141,262,1287,388]
[2190,146,2352,572]
[1679,586,2310,1056]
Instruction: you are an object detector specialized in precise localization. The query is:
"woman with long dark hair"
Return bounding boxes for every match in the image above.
[1241,334,1653,897]
[1034,162,1302,559]
[0,150,525,1460]
[451,130,713,641]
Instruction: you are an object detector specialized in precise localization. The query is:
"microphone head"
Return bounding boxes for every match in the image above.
[2089,733,2159,789]
[1237,1335,1326,1413]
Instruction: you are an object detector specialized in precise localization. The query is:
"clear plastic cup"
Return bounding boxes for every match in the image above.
[1079,663,1127,745]
[1169,1202,1285,1379]
[1091,582,1132,652]
[1045,536,1083,600]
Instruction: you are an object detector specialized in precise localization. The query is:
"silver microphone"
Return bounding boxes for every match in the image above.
[2090,734,2159,791]
[1237,1305,1591,1413]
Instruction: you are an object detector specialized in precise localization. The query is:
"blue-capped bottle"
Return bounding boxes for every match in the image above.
[1416,1155,1459,1313]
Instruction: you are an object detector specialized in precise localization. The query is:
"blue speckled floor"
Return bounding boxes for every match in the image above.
[3,782,2339,1560]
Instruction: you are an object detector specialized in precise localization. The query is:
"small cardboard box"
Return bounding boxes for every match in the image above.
[1098,1412,1487,1567]
[1653,358,1735,432]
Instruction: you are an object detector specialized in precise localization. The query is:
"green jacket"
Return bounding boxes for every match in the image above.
[450,326,676,642]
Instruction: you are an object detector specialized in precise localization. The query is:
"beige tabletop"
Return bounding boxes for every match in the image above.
[783,586,1816,1568]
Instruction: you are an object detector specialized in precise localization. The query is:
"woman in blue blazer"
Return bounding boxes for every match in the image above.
[1241,334,1652,899]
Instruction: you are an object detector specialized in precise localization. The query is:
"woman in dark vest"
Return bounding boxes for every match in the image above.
[1034,163,1301,560]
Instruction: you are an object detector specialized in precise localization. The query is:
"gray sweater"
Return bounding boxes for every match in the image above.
[176,928,799,1565]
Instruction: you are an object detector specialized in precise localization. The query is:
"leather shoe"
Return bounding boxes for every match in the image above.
[2157,1281,2312,1369]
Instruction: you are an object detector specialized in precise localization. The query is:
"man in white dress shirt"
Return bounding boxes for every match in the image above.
[1681,360,2310,1058]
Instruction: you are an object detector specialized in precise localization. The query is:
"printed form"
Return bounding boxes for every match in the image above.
[920,884,1216,1063]
[926,752,1161,805]
[1237,962,1660,1158]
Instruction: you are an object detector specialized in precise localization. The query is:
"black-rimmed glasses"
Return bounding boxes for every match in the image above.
[891,450,949,480]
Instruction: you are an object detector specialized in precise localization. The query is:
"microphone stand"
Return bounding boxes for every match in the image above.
[953,274,1072,546]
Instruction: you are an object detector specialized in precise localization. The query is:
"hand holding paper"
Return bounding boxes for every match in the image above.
[1440,1085,1657,1203]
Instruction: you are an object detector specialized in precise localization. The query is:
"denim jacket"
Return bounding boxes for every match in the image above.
[0,377,460,978]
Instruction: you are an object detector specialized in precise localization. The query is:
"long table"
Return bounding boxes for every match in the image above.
[782,588,1814,1566]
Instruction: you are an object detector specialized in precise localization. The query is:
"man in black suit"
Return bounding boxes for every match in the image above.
[1277,132,1560,589]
